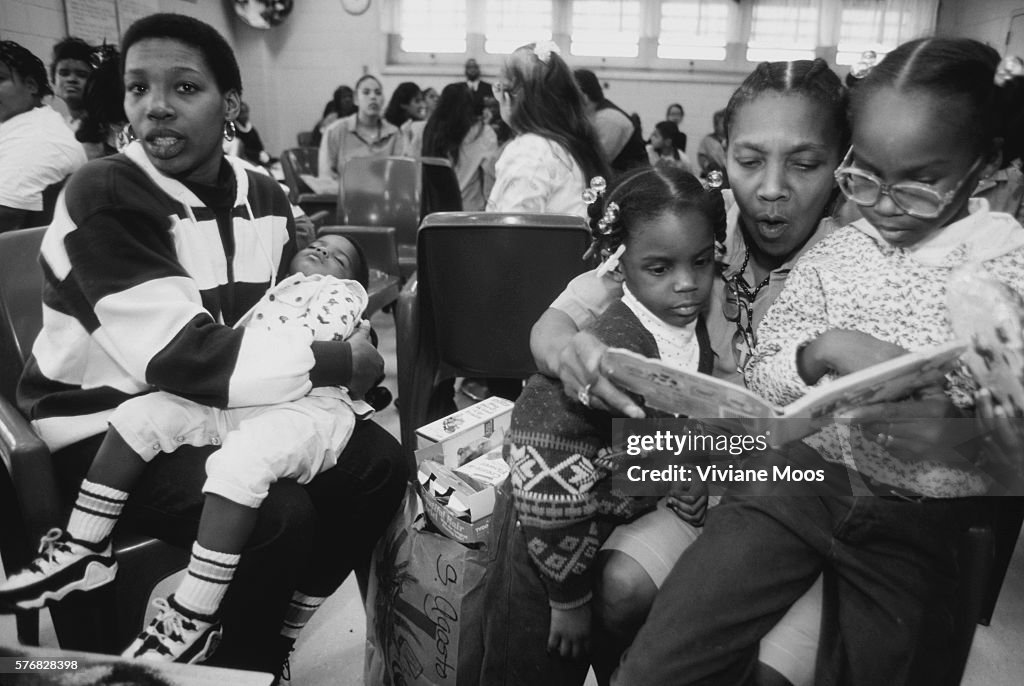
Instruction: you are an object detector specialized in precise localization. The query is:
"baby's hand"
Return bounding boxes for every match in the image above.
[666,479,709,526]
[548,605,591,659]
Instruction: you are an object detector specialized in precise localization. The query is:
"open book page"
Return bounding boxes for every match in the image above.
[602,340,965,447]
[299,173,338,196]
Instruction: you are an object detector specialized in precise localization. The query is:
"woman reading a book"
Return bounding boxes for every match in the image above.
[530,59,849,686]
[614,38,1024,685]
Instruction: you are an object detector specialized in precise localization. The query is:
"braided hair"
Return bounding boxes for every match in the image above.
[585,166,727,267]
[724,58,848,153]
[0,40,53,98]
[850,38,1024,164]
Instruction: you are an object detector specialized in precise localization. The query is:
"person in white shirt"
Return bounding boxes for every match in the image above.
[486,42,607,217]
[0,40,87,232]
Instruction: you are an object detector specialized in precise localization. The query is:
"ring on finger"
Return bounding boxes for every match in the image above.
[578,383,593,408]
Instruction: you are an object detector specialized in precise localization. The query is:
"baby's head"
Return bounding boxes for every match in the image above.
[289,235,369,288]
[586,167,725,328]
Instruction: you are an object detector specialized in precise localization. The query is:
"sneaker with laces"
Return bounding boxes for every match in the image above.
[123,595,222,664]
[272,636,296,686]
[0,528,116,611]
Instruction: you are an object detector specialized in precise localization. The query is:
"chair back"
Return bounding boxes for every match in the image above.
[339,156,422,249]
[418,213,591,376]
[280,147,319,204]
[0,226,46,403]
[420,157,463,218]
[318,225,402,315]
[396,212,591,451]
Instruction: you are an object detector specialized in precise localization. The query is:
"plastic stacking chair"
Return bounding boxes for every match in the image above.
[0,226,187,652]
[280,147,337,217]
[317,225,402,316]
[338,156,421,280]
[420,156,463,218]
[394,212,592,459]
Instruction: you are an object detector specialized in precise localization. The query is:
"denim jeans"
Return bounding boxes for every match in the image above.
[51,420,408,673]
[479,495,593,686]
[612,465,980,686]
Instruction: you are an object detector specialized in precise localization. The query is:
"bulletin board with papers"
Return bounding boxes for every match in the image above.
[64,0,160,45]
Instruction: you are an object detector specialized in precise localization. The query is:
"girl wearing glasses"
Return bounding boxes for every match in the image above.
[531,58,847,686]
[486,42,607,217]
[617,38,1024,686]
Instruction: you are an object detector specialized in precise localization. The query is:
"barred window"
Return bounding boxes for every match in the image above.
[485,0,554,54]
[747,0,818,62]
[836,0,938,65]
[658,0,730,61]
[571,0,643,58]
[398,0,468,53]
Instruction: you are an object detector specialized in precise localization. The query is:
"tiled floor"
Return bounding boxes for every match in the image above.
[3,311,1024,684]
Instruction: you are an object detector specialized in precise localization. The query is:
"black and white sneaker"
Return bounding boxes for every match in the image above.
[0,528,116,611]
[123,595,222,664]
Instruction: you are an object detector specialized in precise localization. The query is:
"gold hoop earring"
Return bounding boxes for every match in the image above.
[223,120,236,142]
[122,124,136,143]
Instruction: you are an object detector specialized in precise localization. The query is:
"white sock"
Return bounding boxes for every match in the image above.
[174,542,240,617]
[280,591,327,641]
[66,479,128,545]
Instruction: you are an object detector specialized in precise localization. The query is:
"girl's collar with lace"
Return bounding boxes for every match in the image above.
[851,198,1024,266]
[621,284,701,371]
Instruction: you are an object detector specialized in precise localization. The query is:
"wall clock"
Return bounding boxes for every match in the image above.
[342,0,371,16]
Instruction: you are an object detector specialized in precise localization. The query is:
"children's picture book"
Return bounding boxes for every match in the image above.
[601,340,966,447]
[948,265,1024,417]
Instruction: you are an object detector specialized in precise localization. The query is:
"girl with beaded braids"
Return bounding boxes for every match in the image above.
[616,37,1024,686]
[480,166,722,686]
[486,41,608,216]
[530,57,849,686]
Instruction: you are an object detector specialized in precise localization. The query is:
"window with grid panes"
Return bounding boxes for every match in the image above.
[657,0,730,61]
[571,0,642,58]
[747,0,818,62]
[485,0,554,54]
[835,0,937,65]
[398,0,468,53]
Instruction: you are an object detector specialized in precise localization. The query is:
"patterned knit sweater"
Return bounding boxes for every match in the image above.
[507,299,713,609]
[745,200,1024,497]
[17,142,320,451]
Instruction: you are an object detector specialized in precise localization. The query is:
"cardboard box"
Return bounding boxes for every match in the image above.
[416,449,511,545]
[415,396,514,467]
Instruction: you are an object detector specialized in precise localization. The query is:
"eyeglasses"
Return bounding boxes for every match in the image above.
[834,147,982,219]
[722,276,756,365]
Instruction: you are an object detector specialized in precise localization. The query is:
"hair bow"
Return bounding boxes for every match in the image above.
[995,55,1024,87]
[849,50,877,80]
[533,40,560,64]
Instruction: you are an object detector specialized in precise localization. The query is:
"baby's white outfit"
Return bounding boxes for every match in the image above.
[111,274,370,507]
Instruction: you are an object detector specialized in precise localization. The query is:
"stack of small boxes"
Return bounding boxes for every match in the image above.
[415,397,514,544]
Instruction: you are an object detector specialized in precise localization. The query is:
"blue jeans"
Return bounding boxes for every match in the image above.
[612,457,980,686]
[479,495,593,686]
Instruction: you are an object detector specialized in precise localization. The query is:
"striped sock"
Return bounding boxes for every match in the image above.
[280,592,327,641]
[66,480,128,544]
[174,542,240,617]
